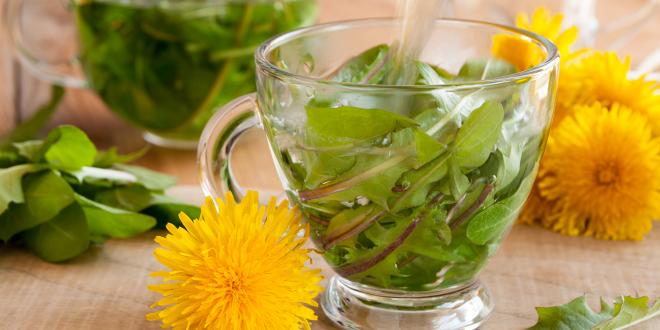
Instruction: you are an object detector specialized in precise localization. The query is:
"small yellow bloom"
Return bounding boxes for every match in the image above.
[538,103,660,240]
[559,52,660,134]
[492,7,579,71]
[147,191,323,330]
[518,181,554,226]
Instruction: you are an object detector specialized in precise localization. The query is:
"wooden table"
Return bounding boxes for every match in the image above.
[1,0,660,329]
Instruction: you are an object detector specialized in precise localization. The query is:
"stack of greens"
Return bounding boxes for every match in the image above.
[275,45,546,290]
[75,0,317,141]
[0,125,198,262]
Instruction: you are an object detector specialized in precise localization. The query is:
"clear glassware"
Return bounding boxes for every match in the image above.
[4,0,318,149]
[198,19,558,329]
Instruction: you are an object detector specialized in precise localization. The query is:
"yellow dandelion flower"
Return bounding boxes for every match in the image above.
[559,52,660,134]
[147,191,323,330]
[538,103,660,240]
[492,7,579,71]
[518,182,555,225]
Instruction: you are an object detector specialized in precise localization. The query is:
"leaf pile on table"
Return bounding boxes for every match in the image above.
[0,125,199,262]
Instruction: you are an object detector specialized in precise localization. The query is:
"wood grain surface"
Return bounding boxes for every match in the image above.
[1,218,659,330]
[1,0,659,329]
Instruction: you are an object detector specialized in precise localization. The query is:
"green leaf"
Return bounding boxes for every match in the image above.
[142,201,200,228]
[447,164,469,199]
[333,44,391,84]
[416,62,459,111]
[41,125,97,170]
[325,204,381,241]
[305,106,417,147]
[93,146,148,168]
[0,164,43,214]
[90,187,199,228]
[457,58,517,80]
[0,169,75,241]
[67,166,138,186]
[301,150,357,189]
[495,143,523,190]
[92,185,154,212]
[113,164,176,190]
[452,101,504,169]
[466,189,528,245]
[0,85,64,146]
[593,296,660,330]
[529,296,612,330]
[75,194,156,240]
[465,204,512,245]
[313,128,443,209]
[21,170,76,223]
[529,296,660,330]
[413,128,446,167]
[0,148,24,168]
[391,153,450,212]
[0,205,41,242]
[12,140,44,162]
[22,203,90,262]
[406,207,452,255]
[317,159,410,209]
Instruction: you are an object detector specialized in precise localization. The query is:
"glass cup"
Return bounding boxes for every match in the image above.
[198,19,558,329]
[5,0,317,148]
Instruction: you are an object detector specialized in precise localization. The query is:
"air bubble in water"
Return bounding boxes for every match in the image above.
[341,200,355,208]
[356,196,370,206]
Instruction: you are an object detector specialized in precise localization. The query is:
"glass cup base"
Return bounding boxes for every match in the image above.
[321,277,493,330]
[143,132,198,150]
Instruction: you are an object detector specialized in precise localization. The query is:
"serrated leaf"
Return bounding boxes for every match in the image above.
[593,296,660,330]
[529,296,612,330]
[529,296,660,330]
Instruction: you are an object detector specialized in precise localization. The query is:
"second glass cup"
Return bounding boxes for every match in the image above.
[6,0,317,148]
[199,18,558,329]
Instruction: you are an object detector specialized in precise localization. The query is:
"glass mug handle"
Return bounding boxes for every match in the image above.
[4,0,87,87]
[198,93,268,201]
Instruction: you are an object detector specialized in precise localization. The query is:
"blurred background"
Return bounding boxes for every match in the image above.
[1,0,658,186]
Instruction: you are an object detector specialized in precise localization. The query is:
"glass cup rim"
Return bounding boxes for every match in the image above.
[255,18,560,91]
